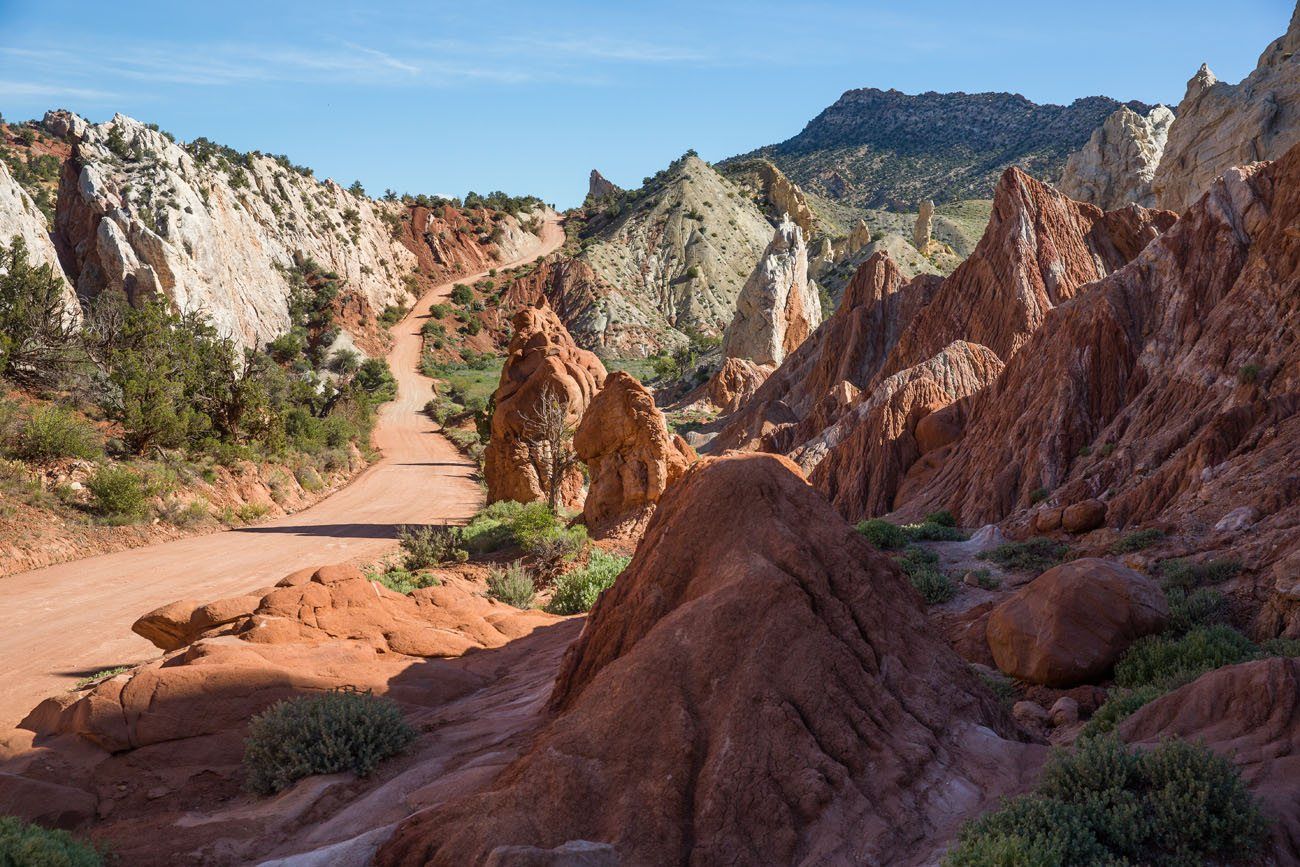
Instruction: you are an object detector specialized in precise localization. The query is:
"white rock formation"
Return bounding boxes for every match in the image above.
[722,215,822,366]
[1060,105,1174,209]
[0,159,76,310]
[1153,5,1300,212]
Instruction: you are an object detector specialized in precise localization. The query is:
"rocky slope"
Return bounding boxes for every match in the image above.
[1154,3,1300,212]
[893,142,1300,637]
[504,155,780,357]
[376,453,1041,865]
[732,88,1155,209]
[1059,104,1175,209]
[722,216,822,366]
[0,158,74,308]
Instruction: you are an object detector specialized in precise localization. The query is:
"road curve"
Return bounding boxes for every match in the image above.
[0,216,565,728]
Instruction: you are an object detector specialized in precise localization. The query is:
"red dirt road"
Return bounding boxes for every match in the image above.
[0,217,564,728]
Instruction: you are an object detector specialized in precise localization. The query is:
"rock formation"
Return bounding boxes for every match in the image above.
[1154,5,1300,212]
[702,356,774,413]
[507,155,775,357]
[894,143,1300,634]
[574,371,694,537]
[719,157,819,239]
[722,216,822,366]
[911,199,934,252]
[375,454,1041,866]
[0,158,75,309]
[1059,105,1175,209]
[985,559,1169,686]
[807,340,1005,517]
[586,169,620,203]
[1119,658,1300,857]
[483,301,607,507]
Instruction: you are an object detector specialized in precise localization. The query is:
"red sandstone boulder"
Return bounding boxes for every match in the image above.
[1062,498,1107,533]
[987,558,1169,686]
[1120,658,1300,860]
[375,454,1042,866]
[131,599,202,651]
[574,371,694,538]
[483,301,606,507]
[703,356,772,413]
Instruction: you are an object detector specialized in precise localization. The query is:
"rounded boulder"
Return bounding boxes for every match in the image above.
[987,557,1169,686]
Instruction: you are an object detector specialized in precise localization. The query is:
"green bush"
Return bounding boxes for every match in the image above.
[398,524,467,569]
[856,518,907,550]
[1111,528,1164,553]
[0,815,102,866]
[1159,557,1241,590]
[546,549,630,615]
[1114,625,1257,689]
[925,510,957,527]
[1165,586,1225,636]
[486,561,535,608]
[449,284,473,305]
[86,464,148,519]
[895,546,955,605]
[1080,684,1168,738]
[945,736,1266,865]
[243,688,415,795]
[372,567,439,595]
[902,521,968,542]
[295,464,324,492]
[976,538,1070,573]
[11,405,101,462]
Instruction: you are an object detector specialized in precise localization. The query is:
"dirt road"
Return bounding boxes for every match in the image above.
[0,216,564,728]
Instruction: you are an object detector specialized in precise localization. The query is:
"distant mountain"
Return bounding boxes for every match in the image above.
[729,88,1156,209]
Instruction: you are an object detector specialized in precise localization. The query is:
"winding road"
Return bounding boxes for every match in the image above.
[0,216,565,729]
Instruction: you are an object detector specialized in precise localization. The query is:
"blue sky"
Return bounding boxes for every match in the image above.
[0,0,1291,207]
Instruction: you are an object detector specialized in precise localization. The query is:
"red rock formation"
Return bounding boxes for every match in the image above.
[702,356,773,413]
[376,454,1042,866]
[895,145,1300,633]
[711,252,940,452]
[483,301,606,507]
[985,558,1169,686]
[808,340,1005,522]
[1120,658,1300,860]
[574,371,695,537]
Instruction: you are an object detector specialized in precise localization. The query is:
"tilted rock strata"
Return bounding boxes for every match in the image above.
[483,302,607,507]
[722,216,822,366]
[1154,5,1300,212]
[574,371,694,537]
[376,454,1040,866]
[1060,104,1174,209]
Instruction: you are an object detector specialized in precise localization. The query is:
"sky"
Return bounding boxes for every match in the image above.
[0,0,1291,208]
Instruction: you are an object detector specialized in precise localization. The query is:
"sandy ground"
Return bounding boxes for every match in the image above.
[0,217,565,729]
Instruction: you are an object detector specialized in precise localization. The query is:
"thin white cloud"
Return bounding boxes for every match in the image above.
[0,79,122,102]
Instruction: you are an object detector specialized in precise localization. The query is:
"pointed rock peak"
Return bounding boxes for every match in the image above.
[1189,62,1219,95]
[841,250,903,311]
[587,169,620,201]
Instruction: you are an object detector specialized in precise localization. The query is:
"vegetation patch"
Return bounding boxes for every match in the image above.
[86,464,149,521]
[1159,557,1241,590]
[0,815,103,866]
[945,736,1267,865]
[486,560,536,608]
[546,549,630,615]
[976,538,1070,573]
[243,688,415,795]
[893,545,955,605]
[1110,528,1165,553]
[398,523,468,569]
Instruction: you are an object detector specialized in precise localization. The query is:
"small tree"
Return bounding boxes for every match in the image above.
[0,237,82,389]
[519,384,578,512]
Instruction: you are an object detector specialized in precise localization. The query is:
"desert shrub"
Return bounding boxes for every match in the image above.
[449,283,473,305]
[1111,528,1165,553]
[294,464,324,492]
[461,501,526,553]
[945,736,1266,865]
[1261,637,1300,657]
[856,518,907,550]
[976,538,1070,573]
[372,567,439,594]
[424,396,461,425]
[507,502,565,548]
[546,549,630,615]
[11,404,101,462]
[1114,625,1257,689]
[0,815,103,866]
[925,510,957,527]
[895,546,955,605]
[1159,557,1241,590]
[397,524,467,569]
[1080,684,1168,738]
[86,464,148,519]
[0,237,84,389]
[902,520,968,542]
[242,688,415,795]
[487,560,535,608]
[157,496,209,527]
[236,502,269,523]
[524,524,589,576]
[1165,586,1225,636]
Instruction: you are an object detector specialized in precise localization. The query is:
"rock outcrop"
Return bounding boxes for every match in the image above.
[1119,658,1300,859]
[586,169,620,203]
[0,158,75,308]
[722,216,822,366]
[510,155,775,357]
[1060,104,1175,209]
[719,157,818,238]
[483,302,606,507]
[574,371,694,537]
[1154,5,1300,212]
[376,454,1040,866]
[807,340,1005,517]
[911,199,934,252]
[986,559,1169,686]
[894,143,1300,633]
[702,356,773,413]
